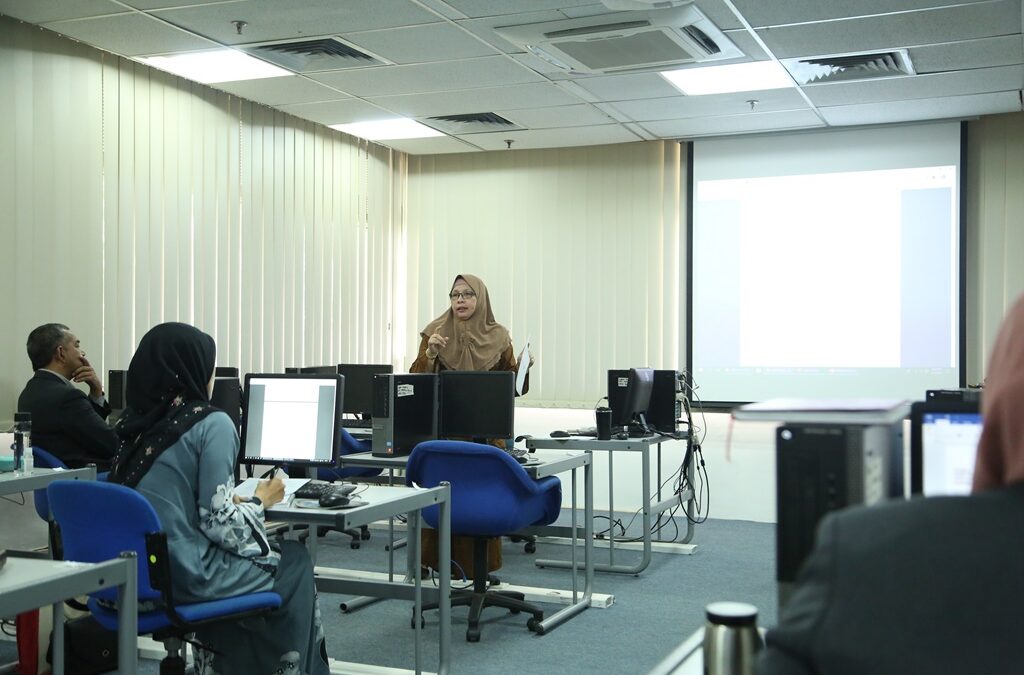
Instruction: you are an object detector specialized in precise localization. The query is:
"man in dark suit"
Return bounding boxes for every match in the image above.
[758,294,1024,674]
[17,323,118,470]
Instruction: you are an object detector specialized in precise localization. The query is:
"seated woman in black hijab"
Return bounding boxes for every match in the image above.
[109,322,329,675]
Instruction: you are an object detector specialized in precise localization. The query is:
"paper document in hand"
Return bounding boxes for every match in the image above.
[516,337,531,395]
[235,477,309,499]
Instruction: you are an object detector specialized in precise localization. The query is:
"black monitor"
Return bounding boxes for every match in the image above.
[439,371,515,440]
[108,369,127,410]
[215,366,239,378]
[337,364,393,417]
[211,374,242,431]
[241,373,343,467]
[910,397,983,496]
[297,365,338,375]
[614,367,654,432]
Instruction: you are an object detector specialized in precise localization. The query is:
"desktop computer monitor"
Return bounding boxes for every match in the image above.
[215,366,239,378]
[608,368,654,431]
[241,373,344,467]
[439,371,515,440]
[337,364,393,419]
[210,373,242,431]
[910,398,983,496]
[297,365,339,375]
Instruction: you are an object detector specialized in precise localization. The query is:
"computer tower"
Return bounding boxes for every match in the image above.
[776,424,897,606]
[211,376,242,432]
[371,373,437,457]
[108,370,127,410]
[607,369,683,432]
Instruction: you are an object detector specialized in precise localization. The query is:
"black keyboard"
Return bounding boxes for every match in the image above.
[505,446,528,459]
[295,481,343,500]
[345,418,373,428]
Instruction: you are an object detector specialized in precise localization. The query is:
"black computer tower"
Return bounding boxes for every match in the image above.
[371,373,437,457]
[108,370,127,410]
[211,376,242,432]
[776,424,898,606]
[607,369,683,432]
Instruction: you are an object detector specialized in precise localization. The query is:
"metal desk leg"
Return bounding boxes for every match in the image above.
[535,455,593,633]
[656,442,663,542]
[117,551,139,675]
[607,450,615,566]
[412,511,422,674]
[51,599,64,675]
[437,484,451,675]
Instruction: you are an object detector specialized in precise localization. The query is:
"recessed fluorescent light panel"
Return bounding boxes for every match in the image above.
[329,119,444,141]
[137,50,291,84]
[661,61,795,95]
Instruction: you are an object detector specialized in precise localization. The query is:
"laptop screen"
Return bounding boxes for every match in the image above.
[241,374,343,467]
[911,400,982,496]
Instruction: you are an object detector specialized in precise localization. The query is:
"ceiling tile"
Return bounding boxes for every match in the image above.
[912,35,1024,74]
[756,2,1022,60]
[640,109,825,138]
[43,12,218,56]
[119,0,234,9]
[309,55,544,97]
[610,88,811,122]
[573,72,689,101]
[442,0,595,19]
[819,91,1022,126]
[459,124,642,150]
[691,0,745,31]
[214,75,349,106]
[367,82,582,117]
[720,28,769,61]
[375,135,482,155]
[497,103,614,129]
[803,65,1024,107]
[341,23,499,65]
[276,98,393,126]
[154,0,439,46]
[0,0,123,23]
[731,0,999,28]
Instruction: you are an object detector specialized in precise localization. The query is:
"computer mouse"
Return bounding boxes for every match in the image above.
[550,430,570,438]
[319,492,351,508]
[515,455,529,464]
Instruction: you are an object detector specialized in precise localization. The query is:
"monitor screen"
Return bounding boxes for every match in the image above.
[337,364,393,416]
[439,371,514,440]
[910,400,982,496]
[241,374,343,467]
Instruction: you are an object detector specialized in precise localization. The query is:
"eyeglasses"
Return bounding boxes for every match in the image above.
[449,291,477,301]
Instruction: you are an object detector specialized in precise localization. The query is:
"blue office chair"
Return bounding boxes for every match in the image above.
[48,480,282,674]
[406,440,562,642]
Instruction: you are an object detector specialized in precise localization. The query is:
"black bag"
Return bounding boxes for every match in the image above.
[46,614,118,675]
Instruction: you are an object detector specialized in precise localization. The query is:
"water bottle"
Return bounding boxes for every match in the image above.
[703,601,763,675]
[13,412,31,475]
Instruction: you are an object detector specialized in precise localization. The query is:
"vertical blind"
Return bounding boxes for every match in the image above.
[405,141,687,407]
[0,17,401,418]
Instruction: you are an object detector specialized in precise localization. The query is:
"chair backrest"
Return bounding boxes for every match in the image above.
[31,447,67,520]
[406,440,561,536]
[318,428,380,481]
[48,480,164,604]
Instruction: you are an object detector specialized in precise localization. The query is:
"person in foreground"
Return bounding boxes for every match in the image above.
[757,295,1024,674]
[17,323,118,469]
[109,322,328,675]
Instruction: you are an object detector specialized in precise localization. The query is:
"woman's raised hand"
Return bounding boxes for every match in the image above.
[426,332,449,358]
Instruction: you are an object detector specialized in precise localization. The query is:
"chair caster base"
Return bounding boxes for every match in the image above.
[528,617,545,635]
[466,627,480,642]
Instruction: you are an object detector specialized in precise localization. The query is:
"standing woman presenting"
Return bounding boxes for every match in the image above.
[410,273,529,407]
[410,273,532,578]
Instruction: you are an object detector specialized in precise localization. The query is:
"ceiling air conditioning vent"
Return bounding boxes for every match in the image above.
[424,113,523,135]
[495,6,742,74]
[239,37,391,74]
[782,49,915,85]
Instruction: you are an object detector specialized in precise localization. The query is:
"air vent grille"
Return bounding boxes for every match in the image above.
[783,50,915,85]
[681,25,719,56]
[240,37,390,73]
[424,112,523,135]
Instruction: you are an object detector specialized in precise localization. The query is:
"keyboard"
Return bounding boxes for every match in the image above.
[505,446,528,459]
[345,418,373,429]
[294,481,353,500]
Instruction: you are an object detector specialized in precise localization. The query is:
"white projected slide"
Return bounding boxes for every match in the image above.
[691,122,962,403]
[922,413,982,496]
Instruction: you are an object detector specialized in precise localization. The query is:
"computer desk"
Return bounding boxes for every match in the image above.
[526,433,696,575]
[336,448,596,634]
[0,466,97,496]
[0,552,139,675]
[268,484,452,675]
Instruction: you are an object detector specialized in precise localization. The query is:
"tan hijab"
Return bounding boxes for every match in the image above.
[420,274,511,371]
[972,293,1024,491]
